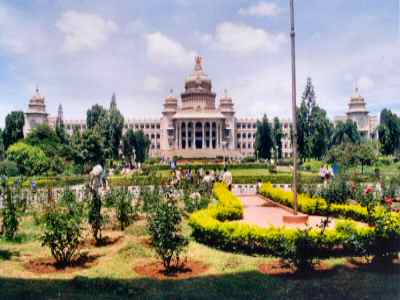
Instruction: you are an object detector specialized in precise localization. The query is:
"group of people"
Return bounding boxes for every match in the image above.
[171,166,233,190]
[319,164,335,182]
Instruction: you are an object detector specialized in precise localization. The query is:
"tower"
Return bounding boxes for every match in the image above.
[24,86,48,136]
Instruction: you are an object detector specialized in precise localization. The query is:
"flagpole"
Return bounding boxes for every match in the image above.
[289,0,298,214]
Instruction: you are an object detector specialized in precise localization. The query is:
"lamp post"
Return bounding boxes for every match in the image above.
[289,0,299,215]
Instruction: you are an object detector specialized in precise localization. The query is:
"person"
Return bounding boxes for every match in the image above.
[222,167,233,191]
[319,165,326,181]
[256,179,262,194]
[202,170,213,184]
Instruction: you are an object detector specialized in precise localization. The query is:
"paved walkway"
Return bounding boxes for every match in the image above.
[239,195,337,229]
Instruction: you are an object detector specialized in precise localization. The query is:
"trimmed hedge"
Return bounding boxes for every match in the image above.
[259,182,371,222]
[233,173,322,184]
[189,183,373,255]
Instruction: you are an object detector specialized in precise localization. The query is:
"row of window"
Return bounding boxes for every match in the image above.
[236,123,257,129]
[237,132,256,139]
[237,143,254,149]
[125,123,160,130]
[145,133,160,139]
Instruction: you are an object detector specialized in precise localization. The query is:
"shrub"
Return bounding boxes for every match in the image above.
[0,178,19,240]
[146,195,188,272]
[319,174,350,204]
[6,142,50,176]
[105,188,136,230]
[88,186,103,243]
[302,160,323,172]
[279,227,321,272]
[40,189,83,266]
[0,160,19,177]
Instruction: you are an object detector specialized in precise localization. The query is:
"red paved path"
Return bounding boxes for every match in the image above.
[239,195,337,229]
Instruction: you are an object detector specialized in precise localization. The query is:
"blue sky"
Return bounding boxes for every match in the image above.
[0,0,399,126]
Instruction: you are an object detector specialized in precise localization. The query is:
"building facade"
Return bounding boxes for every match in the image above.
[25,57,293,159]
[334,85,378,139]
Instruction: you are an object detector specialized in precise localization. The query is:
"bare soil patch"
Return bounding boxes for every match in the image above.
[24,253,100,274]
[134,260,208,280]
[346,257,400,274]
[81,235,124,248]
[258,259,335,279]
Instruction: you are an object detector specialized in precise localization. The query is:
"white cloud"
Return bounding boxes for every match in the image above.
[57,11,118,53]
[239,2,280,17]
[213,22,286,55]
[0,4,46,55]
[143,75,163,92]
[145,32,196,68]
[357,76,374,92]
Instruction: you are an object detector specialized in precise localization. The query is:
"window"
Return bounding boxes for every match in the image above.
[252,123,256,129]
[156,134,160,138]
[247,133,251,138]
[237,133,240,138]
[145,124,149,129]
[156,124,160,129]
[247,123,251,129]
[157,144,160,149]
[140,124,144,129]
[242,143,246,149]
[253,133,256,138]
[248,143,251,149]
[237,143,240,148]
[237,123,241,129]
[242,133,246,138]
[151,124,155,129]
[151,134,155,139]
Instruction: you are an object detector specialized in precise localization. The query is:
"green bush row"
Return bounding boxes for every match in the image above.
[189,183,400,259]
[147,163,273,171]
[233,173,322,184]
[259,182,372,222]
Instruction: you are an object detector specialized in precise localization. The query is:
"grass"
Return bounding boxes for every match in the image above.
[0,213,399,299]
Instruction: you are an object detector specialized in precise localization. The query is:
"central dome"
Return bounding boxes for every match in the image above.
[181,56,216,110]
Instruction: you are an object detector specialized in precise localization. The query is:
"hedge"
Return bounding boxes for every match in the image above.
[233,173,322,184]
[189,183,377,256]
[258,182,383,223]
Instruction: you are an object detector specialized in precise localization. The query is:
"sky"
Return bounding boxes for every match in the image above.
[0,0,399,126]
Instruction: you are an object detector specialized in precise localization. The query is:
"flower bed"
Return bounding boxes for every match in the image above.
[259,182,374,222]
[189,183,400,258]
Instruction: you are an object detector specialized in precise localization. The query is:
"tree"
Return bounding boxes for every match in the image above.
[255,114,273,160]
[80,130,105,169]
[297,78,333,160]
[309,107,333,159]
[108,95,124,159]
[25,124,61,157]
[6,142,50,176]
[378,109,400,155]
[55,105,68,145]
[3,111,25,150]
[0,128,4,161]
[86,104,108,130]
[122,129,136,167]
[331,120,361,146]
[354,142,377,174]
[272,117,284,160]
[134,131,150,163]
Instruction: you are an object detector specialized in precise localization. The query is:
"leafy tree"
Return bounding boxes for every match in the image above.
[297,78,333,160]
[0,128,4,160]
[272,117,284,160]
[331,120,361,146]
[80,130,105,169]
[3,111,25,150]
[108,96,124,159]
[55,105,68,145]
[6,142,50,176]
[325,143,358,169]
[86,104,108,131]
[255,114,273,160]
[25,124,61,157]
[122,129,136,167]
[134,131,150,163]
[354,142,377,174]
[378,109,400,155]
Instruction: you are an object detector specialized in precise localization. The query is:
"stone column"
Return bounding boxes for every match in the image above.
[210,122,213,149]
[175,121,178,149]
[202,121,205,149]
[185,122,188,149]
[178,121,182,149]
[216,122,220,149]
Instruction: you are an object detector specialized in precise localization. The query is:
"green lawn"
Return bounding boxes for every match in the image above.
[0,214,399,300]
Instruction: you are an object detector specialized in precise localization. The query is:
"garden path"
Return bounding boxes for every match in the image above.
[239,195,337,229]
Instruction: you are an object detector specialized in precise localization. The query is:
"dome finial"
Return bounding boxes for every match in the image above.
[194,56,203,71]
[224,88,228,98]
[169,88,173,95]
[35,84,39,94]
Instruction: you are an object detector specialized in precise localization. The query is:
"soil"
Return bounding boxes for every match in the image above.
[134,260,208,280]
[24,253,99,274]
[345,257,400,274]
[258,259,335,279]
[81,235,124,248]
[138,237,152,248]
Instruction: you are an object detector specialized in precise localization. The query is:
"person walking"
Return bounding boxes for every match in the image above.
[222,167,233,191]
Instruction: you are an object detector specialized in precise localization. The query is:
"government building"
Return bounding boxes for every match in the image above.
[23,56,376,159]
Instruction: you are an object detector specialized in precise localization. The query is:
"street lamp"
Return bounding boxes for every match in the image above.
[289,0,299,214]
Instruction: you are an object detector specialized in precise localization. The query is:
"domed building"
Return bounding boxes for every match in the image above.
[24,87,49,136]
[24,57,294,159]
[334,85,378,139]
